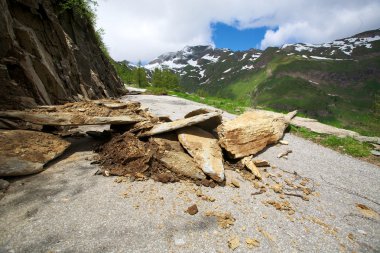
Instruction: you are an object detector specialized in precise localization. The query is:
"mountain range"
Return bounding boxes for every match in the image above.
[119,29,380,136]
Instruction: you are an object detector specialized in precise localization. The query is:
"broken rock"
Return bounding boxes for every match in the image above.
[228,236,240,250]
[187,204,198,215]
[139,112,221,137]
[0,130,70,176]
[217,111,288,159]
[225,170,243,187]
[184,108,222,131]
[0,111,145,126]
[253,159,270,167]
[177,126,225,182]
[278,149,292,158]
[158,150,206,180]
[205,211,235,228]
[241,156,262,179]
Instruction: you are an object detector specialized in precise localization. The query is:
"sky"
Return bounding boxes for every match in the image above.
[96,0,380,63]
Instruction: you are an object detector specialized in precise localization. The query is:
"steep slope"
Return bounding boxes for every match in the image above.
[0,0,125,110]
[139,29,380,135]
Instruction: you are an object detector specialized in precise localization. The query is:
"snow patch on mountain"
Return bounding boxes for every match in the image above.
[240,53,248,61]
[223,68,231,73]
[242,65,254,70]
[282,34,380,56]
[201,54,220,62]
[188,59,200,67]
[199,69,205,78]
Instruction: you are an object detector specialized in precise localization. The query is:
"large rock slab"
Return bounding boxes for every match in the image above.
[177,126,224,182]
[184,108,222,131]
[0,111,145,126]
[0,130,70,176]
[139,112,221,137]
[217,111,288,159]
[158,150,206,180]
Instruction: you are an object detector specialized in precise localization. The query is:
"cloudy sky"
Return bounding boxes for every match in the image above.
[96,0,380,63]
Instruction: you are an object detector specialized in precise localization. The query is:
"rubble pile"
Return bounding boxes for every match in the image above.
[0,99,307,193]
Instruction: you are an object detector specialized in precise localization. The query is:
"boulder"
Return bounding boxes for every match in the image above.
[0,130,70,176]
[139,112,221,137]
[217,111,288,159]
[177,126,225,182]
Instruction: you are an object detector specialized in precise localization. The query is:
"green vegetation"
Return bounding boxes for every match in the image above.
[151,68,179,90]
[59,0,97,25]
[112,60,134,84]
[112,62,179,90]
[249,56,380,136]
[290,126,372,158]
[134,62,148,87]
[58,0,109,57]
[168,91,249,114]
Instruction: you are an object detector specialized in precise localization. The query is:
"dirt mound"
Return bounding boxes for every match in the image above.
[98,132,156,176]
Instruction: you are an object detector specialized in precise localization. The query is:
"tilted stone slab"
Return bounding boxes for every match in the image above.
[159,150,206,180]
[0,111,145,126]
[139,112,221,137]
[177,126,225,182]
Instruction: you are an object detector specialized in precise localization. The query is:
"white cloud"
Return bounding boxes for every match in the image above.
[96,0,380,62]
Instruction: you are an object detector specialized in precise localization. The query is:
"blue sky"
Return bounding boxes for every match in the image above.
[212,23,269,51]
[96,0,380,62]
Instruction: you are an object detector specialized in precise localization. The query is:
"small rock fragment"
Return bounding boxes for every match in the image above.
[356,203,379,219]
[371,150,380,156]
[225,170,242,188]
[279,140,289,145]
[241,156,262,179]
[253,159,271,167]
[205,211,235,228]
[187,204,198,215]
[271,184,283,193]
[246,237,260,248]
[228,236,240,250]
[277,149,292,158]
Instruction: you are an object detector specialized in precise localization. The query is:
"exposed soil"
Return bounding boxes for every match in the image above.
[98,132,156,176]
[0,130,70,163]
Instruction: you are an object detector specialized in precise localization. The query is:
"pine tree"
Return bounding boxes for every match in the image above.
[133,61,148,87]
[152,68,163,86]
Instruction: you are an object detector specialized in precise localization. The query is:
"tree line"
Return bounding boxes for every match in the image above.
[113,61,179,89]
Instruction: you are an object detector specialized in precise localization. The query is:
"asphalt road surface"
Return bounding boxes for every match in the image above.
[0,95,379,253]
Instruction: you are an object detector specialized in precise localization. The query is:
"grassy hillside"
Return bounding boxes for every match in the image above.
[208,48,380,136]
